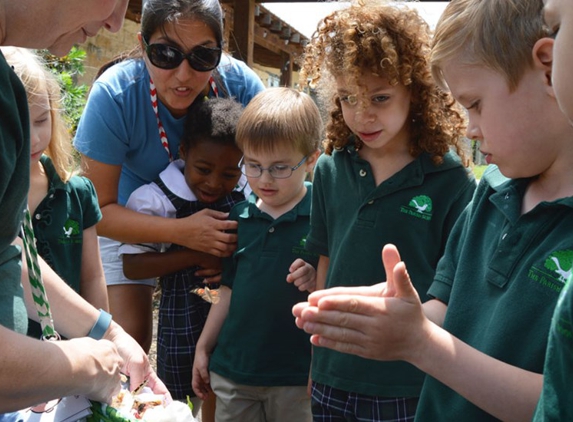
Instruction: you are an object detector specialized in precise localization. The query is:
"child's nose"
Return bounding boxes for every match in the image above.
[29,131,40,149]
[465,119,482,141]
[206,175,223,188]
[354,107,375,124]
[259,168,274,183]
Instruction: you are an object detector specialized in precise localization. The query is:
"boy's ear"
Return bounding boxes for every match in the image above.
[305,149,321,172]
[532,37,554,91]
[178,145,186,160]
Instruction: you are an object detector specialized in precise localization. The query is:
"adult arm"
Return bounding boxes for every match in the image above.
[293,244,542,422]
[82,157,238,257]
[192,286,231,399]
[122,248,221,280]
[18,238,169,397]
[0,325,122,412]
[79,225,109,311]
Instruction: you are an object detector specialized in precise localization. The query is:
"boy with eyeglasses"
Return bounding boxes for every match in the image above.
[192,87,321,422]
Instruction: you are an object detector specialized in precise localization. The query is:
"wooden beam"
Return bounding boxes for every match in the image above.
[254,24,304,57]
[279,51,292,87]
[230,0,256,66]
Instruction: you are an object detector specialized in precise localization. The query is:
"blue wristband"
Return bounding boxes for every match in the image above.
[87,309,112,340]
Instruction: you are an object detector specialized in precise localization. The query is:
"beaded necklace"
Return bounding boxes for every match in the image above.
[149,76,219,161]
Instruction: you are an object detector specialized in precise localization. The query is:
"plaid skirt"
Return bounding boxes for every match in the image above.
[311,382,419,422]
[156,273,215,401]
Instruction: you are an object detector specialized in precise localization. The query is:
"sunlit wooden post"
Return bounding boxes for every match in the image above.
[230,0,255,67]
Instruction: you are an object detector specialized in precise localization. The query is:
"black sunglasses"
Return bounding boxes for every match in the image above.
[143,38,222,72]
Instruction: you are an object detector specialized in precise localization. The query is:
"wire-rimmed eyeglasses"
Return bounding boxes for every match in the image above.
[239,155,308,179]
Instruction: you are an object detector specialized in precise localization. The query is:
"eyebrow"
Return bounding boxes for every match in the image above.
[449,91,474,107]
[243,157,290,165]
[34,109,51,117]
[154,35,217,49]
[338,84,394,95]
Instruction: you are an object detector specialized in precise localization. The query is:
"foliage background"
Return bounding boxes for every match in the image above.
[40,47,88,135]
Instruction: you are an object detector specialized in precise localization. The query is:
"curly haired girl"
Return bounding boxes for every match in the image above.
[299,2,477,420]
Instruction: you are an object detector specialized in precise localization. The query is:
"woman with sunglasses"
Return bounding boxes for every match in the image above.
[73,0,264,373]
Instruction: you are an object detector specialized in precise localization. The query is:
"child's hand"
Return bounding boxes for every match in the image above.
[192,349,212,400]
[195,269,222,284]
[287,258,317,292]
[292,244,427,362]
[194,253,222,284]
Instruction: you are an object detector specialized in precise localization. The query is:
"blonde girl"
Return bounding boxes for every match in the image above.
[3,47,108,338]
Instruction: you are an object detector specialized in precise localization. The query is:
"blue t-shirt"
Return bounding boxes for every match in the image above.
[74,55,264,204]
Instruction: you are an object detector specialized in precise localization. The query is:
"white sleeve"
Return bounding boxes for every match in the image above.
[118,183,176,256]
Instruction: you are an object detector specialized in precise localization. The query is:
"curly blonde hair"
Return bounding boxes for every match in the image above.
[299,1,469,165]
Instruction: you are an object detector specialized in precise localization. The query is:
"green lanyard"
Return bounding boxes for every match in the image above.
[21,207,59,340]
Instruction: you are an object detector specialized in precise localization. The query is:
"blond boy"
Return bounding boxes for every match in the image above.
[194,88,322,422]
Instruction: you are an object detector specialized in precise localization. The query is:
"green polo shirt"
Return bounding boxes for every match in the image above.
[210,182,319,386]
[32,156,101,292]
[27,156,102,338]
[308,142,476,397]
[416,166,573,421]
[533,274,573,421]
[0,52,30,334]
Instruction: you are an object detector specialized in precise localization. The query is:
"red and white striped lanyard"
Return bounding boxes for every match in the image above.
[149,76,219,162]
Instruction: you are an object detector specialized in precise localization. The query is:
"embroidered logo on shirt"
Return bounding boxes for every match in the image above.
[292,235,317,258]
[59,219,81,244]
[528,249,573,293]
[400,195,433,221]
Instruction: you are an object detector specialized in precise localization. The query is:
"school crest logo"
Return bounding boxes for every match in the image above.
[400,195,433,221]
[544,250,573,283]
[59,219,81,244]
[528,249,573,293]
[292,235,317,258]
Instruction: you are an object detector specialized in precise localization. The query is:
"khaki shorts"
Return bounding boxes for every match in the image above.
[210,371,312,422]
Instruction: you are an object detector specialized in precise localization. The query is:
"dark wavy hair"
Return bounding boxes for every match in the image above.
[299,1,469,165]
[94,0,225,95]
[140,0,222,47]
